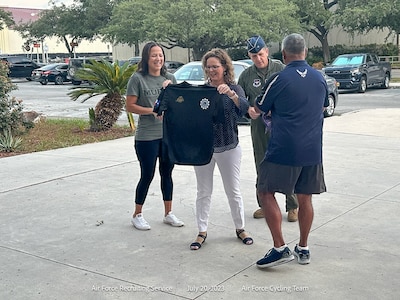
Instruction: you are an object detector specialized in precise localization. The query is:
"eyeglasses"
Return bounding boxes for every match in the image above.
[205,65,221,70]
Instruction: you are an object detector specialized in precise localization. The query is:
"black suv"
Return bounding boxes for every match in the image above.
[67,57,112,85]
[0,55,41,80]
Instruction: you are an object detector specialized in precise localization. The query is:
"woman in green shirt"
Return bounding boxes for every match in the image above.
[126,42,184,230]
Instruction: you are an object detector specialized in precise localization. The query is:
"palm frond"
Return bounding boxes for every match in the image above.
[67,59,136,102]
[67,59,137,131]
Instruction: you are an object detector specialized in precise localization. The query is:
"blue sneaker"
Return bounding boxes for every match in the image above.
[293,245,311,264]
[256,247,294,268]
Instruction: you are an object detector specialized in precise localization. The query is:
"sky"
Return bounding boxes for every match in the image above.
[0,0,74,9]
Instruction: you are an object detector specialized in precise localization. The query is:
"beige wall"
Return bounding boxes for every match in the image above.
[0,27,110,61]
[112,43,189,63]
[304,26,397,48]
[0,26,189,64]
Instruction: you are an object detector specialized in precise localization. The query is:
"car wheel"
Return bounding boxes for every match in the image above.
[381,73,390,89]
[55,76,64,85]
[358,76,367,93]
[40,80,48,85]
[324,94,335,117]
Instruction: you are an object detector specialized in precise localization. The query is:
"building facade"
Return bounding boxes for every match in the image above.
[0,6,111,63]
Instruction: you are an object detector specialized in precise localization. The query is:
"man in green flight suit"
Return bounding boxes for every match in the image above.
[238,35,298,222]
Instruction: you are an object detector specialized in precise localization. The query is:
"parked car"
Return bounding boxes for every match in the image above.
[127,56,141,65]
[238,59,253,65]
[165,61,184,73]
[31,63,70,85]
[67,57,112,85]
[174,61,250,124]
[0,55,41,80]
[318,70,339,117]
[173,61,249,85]
[323,53,391,93]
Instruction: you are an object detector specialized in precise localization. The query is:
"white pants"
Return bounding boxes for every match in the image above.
[194,145,245,232]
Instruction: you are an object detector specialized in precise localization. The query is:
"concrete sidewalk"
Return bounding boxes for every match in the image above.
[1,109,400,300]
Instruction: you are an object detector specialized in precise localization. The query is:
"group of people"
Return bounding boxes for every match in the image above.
[126,33,328,268]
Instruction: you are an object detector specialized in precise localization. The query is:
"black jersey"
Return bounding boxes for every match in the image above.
[155,82,224,165]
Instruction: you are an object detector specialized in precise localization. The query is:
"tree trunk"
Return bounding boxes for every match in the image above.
[309,25,331,63]
[321,38,330,63]
[62,36,73,56]
[134,40,140,56]
[93,94,124,131]
[192,48,203,61]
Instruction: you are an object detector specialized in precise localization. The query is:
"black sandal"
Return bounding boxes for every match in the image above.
[236,229,253,245]
[190,233,207,250]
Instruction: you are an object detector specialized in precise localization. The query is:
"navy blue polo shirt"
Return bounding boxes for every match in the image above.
[255,60,328,166]
[156,82,224,165]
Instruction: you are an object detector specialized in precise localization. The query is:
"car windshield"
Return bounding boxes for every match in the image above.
[174,62,247,82]
[332,55,364,66]
[174,64,204,81]
[233,64,246,78]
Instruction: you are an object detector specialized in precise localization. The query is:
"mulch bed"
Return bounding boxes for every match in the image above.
[0,152,23,158]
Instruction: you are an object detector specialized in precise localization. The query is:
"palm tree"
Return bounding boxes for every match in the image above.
[68,59,136,131]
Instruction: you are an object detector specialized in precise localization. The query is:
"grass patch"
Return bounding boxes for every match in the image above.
[392,63,400,69]
[391,77,400,83]
[1,118,134,157]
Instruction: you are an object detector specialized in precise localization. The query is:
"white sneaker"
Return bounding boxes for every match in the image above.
[131,213,151,230]
[163,212,184,227]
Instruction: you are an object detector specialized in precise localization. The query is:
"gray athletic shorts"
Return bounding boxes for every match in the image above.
[257,161,326,195]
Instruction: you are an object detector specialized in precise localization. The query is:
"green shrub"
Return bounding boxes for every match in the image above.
[227,47,249,61]
[0,60,33,146]
[0,128,22,152]
[0,61,16,98]
[0,95,34,135]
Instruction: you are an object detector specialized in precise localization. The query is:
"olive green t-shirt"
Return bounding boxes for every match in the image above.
[126,72,176,141]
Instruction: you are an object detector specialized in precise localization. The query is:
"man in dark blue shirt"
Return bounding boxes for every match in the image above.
[255,33,328,268]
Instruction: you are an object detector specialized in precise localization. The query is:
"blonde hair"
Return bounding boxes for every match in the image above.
[202,48,235,84]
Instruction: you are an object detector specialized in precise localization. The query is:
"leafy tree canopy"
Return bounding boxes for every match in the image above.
[103,0,301,60]
[336,0,400,36]
[14,0,115,55]
[289,0,339,62]
[0,8,15,31]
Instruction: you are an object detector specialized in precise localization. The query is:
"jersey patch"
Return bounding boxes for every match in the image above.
[253,78,262,88]
[200,98,210,110]
[296,69,308,78]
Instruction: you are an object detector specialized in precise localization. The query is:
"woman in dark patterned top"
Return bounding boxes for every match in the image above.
[190,48,252,250]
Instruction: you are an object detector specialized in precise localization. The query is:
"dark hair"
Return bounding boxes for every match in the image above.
[137,41,167,76]
[202,48,235,84]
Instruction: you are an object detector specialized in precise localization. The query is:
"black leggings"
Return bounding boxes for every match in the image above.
[134,139,174,205]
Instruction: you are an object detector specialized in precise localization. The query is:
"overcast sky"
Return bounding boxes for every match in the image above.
[0,0,74,9]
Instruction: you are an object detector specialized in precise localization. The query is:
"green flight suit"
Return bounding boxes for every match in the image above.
[238,59,298,211]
